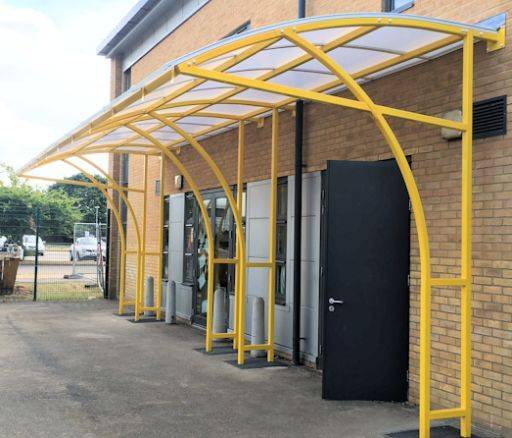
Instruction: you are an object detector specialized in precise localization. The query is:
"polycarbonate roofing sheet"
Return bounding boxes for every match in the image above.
[19,13,505,173]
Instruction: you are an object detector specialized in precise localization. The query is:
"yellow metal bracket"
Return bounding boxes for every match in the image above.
[487,25,506,52]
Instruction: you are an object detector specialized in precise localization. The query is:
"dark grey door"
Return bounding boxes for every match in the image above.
[321,160,410,402]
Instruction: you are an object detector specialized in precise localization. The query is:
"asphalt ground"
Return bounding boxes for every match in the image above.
[0,300,432,438]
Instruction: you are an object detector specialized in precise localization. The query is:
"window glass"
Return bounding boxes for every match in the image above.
[195,199,212,318]
[277,183,287,220]
[394,0,411,8]
[384,0,414,12]
[275,178,287,305]
[184,227,195,254]
[224,21,250,39]
[184,254,195,284]
[183,194,196,284]
[123,68,131,92]
[185,194,195,225]
[276,223,287,261]
[162,196,170,280]
[276,263,286,306]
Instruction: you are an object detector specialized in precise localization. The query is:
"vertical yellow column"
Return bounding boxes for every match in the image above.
[460,32,474,438]
[206,218,215,352]
[136,154,149,321]
[156,154,165,320]
[234,121,245,349]
[267,109,278,362]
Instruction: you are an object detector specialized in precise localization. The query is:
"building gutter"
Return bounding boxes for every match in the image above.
[292,0,306,366]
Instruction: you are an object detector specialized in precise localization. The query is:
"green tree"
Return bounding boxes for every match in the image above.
[49,173,107,224]
[0,164,81,242]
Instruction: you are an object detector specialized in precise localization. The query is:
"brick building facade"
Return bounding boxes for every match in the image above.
[100,1,512,434]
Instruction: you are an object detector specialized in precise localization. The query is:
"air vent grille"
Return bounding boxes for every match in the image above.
[473,95,507,139]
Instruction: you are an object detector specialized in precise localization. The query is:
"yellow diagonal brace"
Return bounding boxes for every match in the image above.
[179,64,465,131]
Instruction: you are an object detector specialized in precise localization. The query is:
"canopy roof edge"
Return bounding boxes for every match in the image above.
[18,12,506,175]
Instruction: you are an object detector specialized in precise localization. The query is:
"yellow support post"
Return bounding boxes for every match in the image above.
[267,109,278,362]
[234,121,245,349]
[460,32,474,438]
[156,154,165,320]
[136,154,149,321]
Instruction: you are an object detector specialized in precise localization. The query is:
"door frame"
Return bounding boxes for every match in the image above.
[186,186,241,327]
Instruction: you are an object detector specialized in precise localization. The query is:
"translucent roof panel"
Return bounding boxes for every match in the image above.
[18,13,504,174]
[299,26,360,45]
[198,103,265,116]
[225,44,307,73]
[349,27,445,53]
[269,69,336,90]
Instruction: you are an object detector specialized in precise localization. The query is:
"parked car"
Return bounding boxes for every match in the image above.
[69,237,106,261]
[0,235,23,259]
[22,234,45,256]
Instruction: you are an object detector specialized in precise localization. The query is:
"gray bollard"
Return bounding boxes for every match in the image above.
[251,296,265,358]
[144,276,155,317]
[213,288,226,334]
[165,280,176,324]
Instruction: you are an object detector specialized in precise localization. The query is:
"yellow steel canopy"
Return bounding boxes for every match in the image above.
[17,13,506,438]
[19,13,504,173]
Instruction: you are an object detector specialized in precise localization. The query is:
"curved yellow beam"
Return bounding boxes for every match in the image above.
[75,156,145,316]
[58,160,127,312]
[282,29,433,437]
[149,111,248,359]
[124,124,217,347]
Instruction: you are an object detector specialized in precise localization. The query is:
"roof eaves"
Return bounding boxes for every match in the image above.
[97,0,162,57]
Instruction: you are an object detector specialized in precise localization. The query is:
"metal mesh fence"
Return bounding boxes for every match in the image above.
[0,204,108,302]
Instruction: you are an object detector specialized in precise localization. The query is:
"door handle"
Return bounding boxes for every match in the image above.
[328,297,344,305]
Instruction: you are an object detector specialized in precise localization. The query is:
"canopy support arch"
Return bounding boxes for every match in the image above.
[124,125,218,348]
[71,156,146,317]
[60,159,129,306]
[21,156,145,317]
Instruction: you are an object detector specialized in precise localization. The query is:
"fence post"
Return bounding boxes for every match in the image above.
[33,206,39,302]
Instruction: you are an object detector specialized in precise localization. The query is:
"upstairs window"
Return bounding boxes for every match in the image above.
[224,21,250,39]
[383,0,414,12]
[123,68,131,92]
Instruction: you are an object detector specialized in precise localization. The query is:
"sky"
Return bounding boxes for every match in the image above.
[0,0,136,185]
